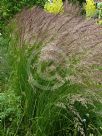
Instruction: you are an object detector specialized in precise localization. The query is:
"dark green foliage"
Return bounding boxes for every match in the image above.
[0,36,10,92]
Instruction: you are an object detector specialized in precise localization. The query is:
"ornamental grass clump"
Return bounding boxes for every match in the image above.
[44,0,64,14]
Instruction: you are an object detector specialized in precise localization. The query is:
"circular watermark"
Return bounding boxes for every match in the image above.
[27,46,68,91]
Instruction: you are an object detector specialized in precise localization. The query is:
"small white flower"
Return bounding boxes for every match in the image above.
[0,33,2,36]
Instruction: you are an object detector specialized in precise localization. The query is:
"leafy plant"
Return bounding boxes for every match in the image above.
[96,2,102,25]
[0,90,22,136]
[97,2,102,19]
[0,35,10,92]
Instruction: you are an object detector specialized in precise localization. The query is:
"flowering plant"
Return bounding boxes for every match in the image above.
[85,0,96,17]
[85,0,102,25]
[44,0,64,14]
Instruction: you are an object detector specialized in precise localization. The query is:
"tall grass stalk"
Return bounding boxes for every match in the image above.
[0,26,102,136]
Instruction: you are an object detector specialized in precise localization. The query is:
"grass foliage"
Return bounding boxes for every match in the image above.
[0,0,102,135]
[0,28,102,136]
[0,0,86,32]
